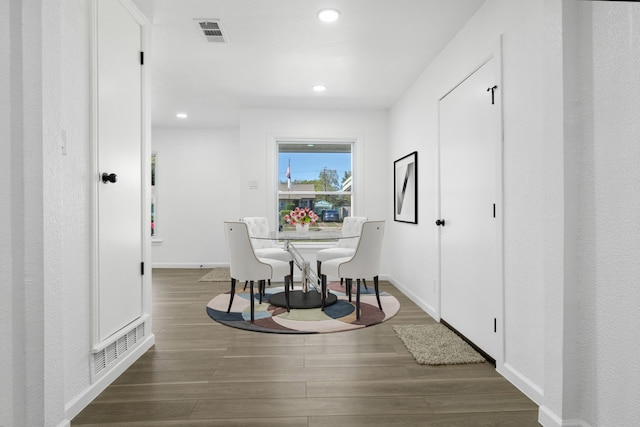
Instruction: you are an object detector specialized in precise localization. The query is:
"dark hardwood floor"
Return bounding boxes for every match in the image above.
[72,268,540,426]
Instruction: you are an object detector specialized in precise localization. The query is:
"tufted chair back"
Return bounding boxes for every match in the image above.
[224,222,272,281]
[241,217,275,249]
[337,216,368,249]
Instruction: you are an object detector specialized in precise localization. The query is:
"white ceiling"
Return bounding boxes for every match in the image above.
[132,0,486,128]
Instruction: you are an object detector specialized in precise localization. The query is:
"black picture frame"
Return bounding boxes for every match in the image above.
[394,151,418,224]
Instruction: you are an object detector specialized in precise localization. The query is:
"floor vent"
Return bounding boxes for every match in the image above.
[91,321,147,381]
[194,19,227,43]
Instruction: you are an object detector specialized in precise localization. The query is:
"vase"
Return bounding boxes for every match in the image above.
[296,223,309,234]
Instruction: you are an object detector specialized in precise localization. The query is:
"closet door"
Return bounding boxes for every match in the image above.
[439,57,501,359]
[96,0,143,341]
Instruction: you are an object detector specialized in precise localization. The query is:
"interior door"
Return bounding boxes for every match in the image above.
[97,0,143,341]
[439,58,500,359]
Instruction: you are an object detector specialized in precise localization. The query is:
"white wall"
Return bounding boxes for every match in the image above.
[388,0,547,403]
[574,2,640,425]
[152,109,389,269]
[151,128,241,267]
[57,0,92,411]
[45,0,93,424]
[1,0,13,424]
[2,1,91,425]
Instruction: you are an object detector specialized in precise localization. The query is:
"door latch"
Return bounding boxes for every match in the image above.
[435,219,446,227]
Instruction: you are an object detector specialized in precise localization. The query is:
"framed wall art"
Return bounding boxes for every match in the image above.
[394,151,418,224]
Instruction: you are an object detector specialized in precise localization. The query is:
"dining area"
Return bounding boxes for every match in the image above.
[214,213,392,333]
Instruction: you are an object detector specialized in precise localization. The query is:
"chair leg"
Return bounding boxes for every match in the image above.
[284,275,291,312]
[227,278,236,313]
[356,278,361,320]
[258,280,264,304]
[317,261,322,285]
[321,274,327,311]
[340,277,344,288]
[268,279,271,288]
[289,261,294,290]
[362,278,368,290]
[249,281,255,323]
[374,276,382,310]
[346,278,352,302]
[243,280,248,291]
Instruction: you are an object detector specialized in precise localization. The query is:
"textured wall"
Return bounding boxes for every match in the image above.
[42,0,92,423]
[0,0,13,424]
[576,3,640,425]
[57,0,92,407]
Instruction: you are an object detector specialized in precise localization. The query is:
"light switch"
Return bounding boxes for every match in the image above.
[249,180,259,190]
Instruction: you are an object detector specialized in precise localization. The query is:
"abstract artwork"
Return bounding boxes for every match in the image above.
[394,151,418,223]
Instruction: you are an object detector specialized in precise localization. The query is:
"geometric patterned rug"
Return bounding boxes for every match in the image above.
[206,281,400,334]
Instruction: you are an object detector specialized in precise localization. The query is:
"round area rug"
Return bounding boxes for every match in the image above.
[206,281,400,334]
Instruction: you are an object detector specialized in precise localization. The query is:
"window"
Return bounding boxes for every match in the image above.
[277,141,353,231]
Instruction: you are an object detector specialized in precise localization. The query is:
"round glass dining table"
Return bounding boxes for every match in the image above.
[253,229,359,309]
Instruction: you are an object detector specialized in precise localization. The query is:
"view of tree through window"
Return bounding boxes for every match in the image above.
[277,142,353,231]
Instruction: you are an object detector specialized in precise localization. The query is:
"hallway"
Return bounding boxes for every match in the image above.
[72,269,539,425]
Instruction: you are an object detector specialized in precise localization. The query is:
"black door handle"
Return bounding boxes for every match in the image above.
[101,172,117,184]
[435,219,445,227]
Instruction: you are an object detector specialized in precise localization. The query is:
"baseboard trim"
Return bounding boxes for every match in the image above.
[151,263,227,269]
[497,362,544,405]
[538,405,591,427]
[386,274,438,320]
[64,334,155,422]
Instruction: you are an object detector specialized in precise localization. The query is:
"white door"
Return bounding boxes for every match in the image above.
[97,0,143,341]
[439,58,500,359]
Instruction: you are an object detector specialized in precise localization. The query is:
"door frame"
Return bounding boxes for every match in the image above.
[436,37,505,366]
[89,0,152,350]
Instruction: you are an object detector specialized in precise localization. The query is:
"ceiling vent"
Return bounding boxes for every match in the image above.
[194,19,227,43]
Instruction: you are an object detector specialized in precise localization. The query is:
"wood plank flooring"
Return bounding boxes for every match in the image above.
[71,268,540,426]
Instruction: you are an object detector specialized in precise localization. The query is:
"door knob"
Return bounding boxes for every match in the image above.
[435,219,446,227]
[101,172,117,184]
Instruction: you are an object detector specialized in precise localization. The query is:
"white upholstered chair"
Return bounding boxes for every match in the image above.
[224,221,292,322]
[316,216,367,286]
[320,220,385,320]
[241,216,294,289]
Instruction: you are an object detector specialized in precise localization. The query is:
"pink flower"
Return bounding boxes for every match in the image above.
[286,207,319,225]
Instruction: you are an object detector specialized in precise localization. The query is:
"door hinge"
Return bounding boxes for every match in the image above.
[487,85,498,104]
[494,318,497,333]
[140,51,144,65]
[493,203,496,218]
[141,262,145,275]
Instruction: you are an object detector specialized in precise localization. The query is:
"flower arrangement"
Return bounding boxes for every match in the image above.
[284,207,319,225]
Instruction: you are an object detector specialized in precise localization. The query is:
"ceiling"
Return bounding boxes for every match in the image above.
[132,0,486,128]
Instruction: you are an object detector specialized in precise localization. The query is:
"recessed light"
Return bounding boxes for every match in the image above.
[312,85,326,92]
[176,113,188,119]
[317,8,340,23]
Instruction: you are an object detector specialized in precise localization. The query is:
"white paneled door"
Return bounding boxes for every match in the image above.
[97,0,143,341]
[438,57,501,359]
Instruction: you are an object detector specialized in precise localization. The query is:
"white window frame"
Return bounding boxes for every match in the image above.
[268,135,361,245]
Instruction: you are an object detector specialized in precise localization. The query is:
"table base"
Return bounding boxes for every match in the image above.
[269,290,338,309]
